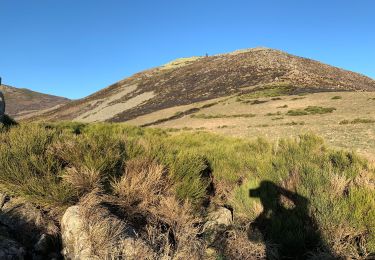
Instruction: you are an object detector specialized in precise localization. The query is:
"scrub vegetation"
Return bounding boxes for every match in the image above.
[0,121,374,259]
[287,106,336,116]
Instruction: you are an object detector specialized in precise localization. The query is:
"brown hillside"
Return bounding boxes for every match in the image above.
[0,84,69,118]
[36,47,375,122]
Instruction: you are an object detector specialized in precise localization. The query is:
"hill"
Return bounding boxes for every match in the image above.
[36,47,375,122]
[0,84,69,118]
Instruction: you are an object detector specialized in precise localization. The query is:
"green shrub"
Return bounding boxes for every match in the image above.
[266,111,282,116]
[282,121,305,126]
[331,95,342,100]
[243,99,268,105]
[0,125,75,211]
[340,118,375,125]
[286,109,309,116]
[287,106,336,116]
[237,84,295,102]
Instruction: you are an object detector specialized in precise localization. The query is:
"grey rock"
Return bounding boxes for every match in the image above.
[61,204,150,260]
[203,206,233,244]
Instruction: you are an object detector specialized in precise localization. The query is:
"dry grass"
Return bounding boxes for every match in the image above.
[328,173,350,199]
[111,158,169,209]
[78,191,154,259]
[217,229,279,260]
[111,158,205,259]
[63,166,103,195]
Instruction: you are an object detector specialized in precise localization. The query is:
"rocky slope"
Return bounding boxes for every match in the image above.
[36,47,375,122]
[0,84,69,119]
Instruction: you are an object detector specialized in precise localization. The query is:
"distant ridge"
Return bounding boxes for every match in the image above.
[35,47,375,122]
[0,84,69,119]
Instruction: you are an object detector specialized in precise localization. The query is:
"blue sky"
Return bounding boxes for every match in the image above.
[0,0,374,99]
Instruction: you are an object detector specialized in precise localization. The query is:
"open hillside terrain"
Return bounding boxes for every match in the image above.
[128,91,375,160]
[35,47,375,123]
[0,84,69,118]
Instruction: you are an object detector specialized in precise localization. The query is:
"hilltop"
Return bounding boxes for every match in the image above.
[36,47,375,122]
[0,84,69,118]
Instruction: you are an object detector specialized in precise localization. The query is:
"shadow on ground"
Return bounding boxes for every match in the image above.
[248,181,335,259]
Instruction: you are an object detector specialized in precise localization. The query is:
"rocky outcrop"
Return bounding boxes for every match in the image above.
[0,192,60,259]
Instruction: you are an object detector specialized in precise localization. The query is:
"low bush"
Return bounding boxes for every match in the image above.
[287,106,336,116]
[340,118,375,125]
[282,121,305,126]
[266,111,282,116]
[243,99,268,105]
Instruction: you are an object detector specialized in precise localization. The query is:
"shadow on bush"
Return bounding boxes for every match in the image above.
[248,181,334,259]
[0,114,18,129]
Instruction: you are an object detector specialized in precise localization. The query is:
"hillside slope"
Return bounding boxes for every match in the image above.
[37,47,375,122]
[0,84,69,118]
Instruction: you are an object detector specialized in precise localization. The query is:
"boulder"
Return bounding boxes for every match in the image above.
[61,202,152,259]
[203,206,233,244]
[61,206,94,260]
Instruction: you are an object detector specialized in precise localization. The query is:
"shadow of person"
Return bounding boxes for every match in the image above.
[248,181,333,259]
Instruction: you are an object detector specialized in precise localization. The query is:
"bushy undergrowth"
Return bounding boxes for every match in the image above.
[0,122,374,258]
[287,106,336,116]
[237,84,295,102]
[340,118,375,125]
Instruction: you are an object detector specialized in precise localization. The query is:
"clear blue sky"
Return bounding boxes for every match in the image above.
[1,0,374,99]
